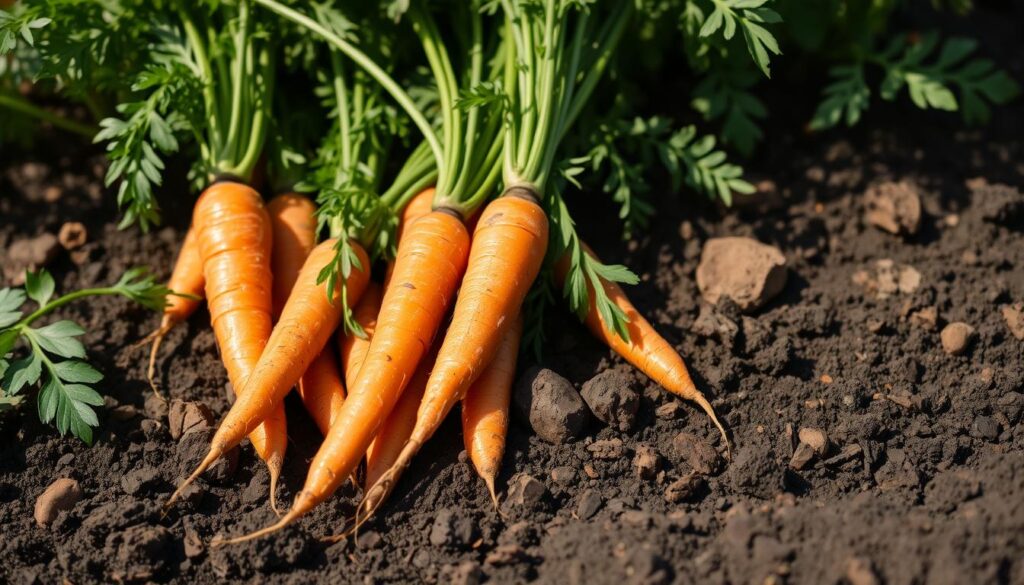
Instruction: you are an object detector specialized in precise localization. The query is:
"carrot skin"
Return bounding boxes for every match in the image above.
[297,346,347,436]
[554,243,729,452]
[292,210,469,517]
[268,193,318,318]
[462,314,522,507]
[338,282,383,389]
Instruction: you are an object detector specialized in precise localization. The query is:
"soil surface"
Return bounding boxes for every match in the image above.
[3,9,1024,585]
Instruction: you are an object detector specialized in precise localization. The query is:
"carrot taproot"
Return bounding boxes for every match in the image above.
[338,282,383,388]
[357,194,547,524]
[462,314,522,510]
[297,346,347,436]
[556,243,729,454]
[267,193,318,318]
[142,225,205,396]
[213,210,469,543]
[167,234,370,510]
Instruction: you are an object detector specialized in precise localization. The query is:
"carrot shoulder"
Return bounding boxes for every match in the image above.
[555,243,729,453]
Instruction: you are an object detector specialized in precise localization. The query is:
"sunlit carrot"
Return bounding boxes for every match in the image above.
[267,193,318,317]
[462,314,521,510]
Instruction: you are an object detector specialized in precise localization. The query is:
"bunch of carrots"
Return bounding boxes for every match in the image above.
[22,0,729,543]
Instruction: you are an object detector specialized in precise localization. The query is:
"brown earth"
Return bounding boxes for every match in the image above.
[2,9,1024,585]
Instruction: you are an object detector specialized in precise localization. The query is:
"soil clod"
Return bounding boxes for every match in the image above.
[513,366,591,444]
[864,180,922,235]
[580,370,639,432]
[940,322,976,355]
[696,237,788,312]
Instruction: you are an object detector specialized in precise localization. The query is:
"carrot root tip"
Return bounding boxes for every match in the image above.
[484,475,505,518]
[267,457,284,517]
[165,446,222,510]
[210,509,302,547]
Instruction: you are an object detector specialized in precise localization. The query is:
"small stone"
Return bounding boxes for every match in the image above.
[972,416,999,442]
[797,427,829,455]
[550,466,577,486]
[587,438,627,460]
[655,401,683,419]
[43,185,62,202]
[167,400,214,441]
[633,444,661,480]
[845,556,880,585]
[897,266,921,294]
[864,180,922,235]
[513,366,591,444]
[57,222,87,250]
[788,443,815,471]
[696,237,788,312]
[183,528,204,558]
[109,405,139,421]
[143,393,169,420]
[944,214,960,227]
[504,474,548,511]
[672,432,723,475]
[34,478,83,526]
[1002,303,1024,340]
[5,233,60,283]
[576,489,602,520]
[664,474,707,503]
[485,545,527,566]
[909,306,938,330]
[448,561,482,585]
[941,322,976,356]
[580,370,639,432]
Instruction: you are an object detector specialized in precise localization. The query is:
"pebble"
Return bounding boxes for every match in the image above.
[672,432,723,475]
[57,222,88,250]
[940,322,976,355]
[909,306,938,330]
[664,474,706,503]
[550,466,577,486]
[579,370,639,431]
[696,237,788,312]
[972,416,999,442]
[503,474,548,511]
[34,478,83,526]
[587,438,627,460]
[183,527,204,558]
[633,444,661,480]
[167,400,215,441]
[797,427,830,455]
[109,405,140,422]
[788,443,815,471]
[1002,303,1024,340]
[845,556,880,585]
[654,400,683,419]
[864,180,922,235]
[513,366,591,443]
[575,489,602,520]
[143,393,169,420]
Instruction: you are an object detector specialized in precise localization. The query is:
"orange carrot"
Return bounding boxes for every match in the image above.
[556,243,728,453]
[297,346,347,436]
[267,193,318,317]
[358,194,547,523]
[167,234,370,510]
[395,187,436,245]
[338,282,383,388]
[215,210,470,543]
[143,225,205,396]
[462,314,522,510]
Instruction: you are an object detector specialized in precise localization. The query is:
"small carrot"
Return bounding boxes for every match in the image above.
[556,243,729,453]
[297,346,347,436]
[267,193,318,318]
[214,210,470,543]
[462,314,522,510]
[357,193,547,524]
[338,282,383,389]
[167,235,370,510]
[142,225,205,396]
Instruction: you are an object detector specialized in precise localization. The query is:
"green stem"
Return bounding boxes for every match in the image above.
[19,288,122,328]
[179,7,218,148]
[253,0,443,169]
[331,52,353,176]
[0,94,97,139]
[222,0,251,162]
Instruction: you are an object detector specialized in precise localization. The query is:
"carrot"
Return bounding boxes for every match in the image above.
[267,193,318,317]
[462,314,522,510]
[142,225,205,396]
[556,243,729,454]
[337,282,383,388]
[167,234,370,510]
[395,187,436,246]
[297,346,347,436]
[358,193,547,523]
[214,209,470,543]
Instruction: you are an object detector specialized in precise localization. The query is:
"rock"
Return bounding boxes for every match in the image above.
[696,237,787,312]
[34,478,83,526]
[120,467,162,496]
[797,427,830,455]
[654,401,683,419]
[672,432,723,475]
[183,527,204,558]
[897,265,921,293]
[580,370,639,431]
[447,561,483,585]
[845,556,880,585]
[788,442,815,471]
[550,466,577,486]
[5,233,60,283]
[1002,303,1024,340]
[971,416,999,442]
[109,405,139,421]
[633,444,661,480]
[864,181,922,235]
[106,524,171,582]
[664,474,707,503]
[513,366,591,443]
[167,400,214,441]
[909,306,938,330]
[504,474,548,511]
[587,438,627,460]
[429,509,477,549]
[576,489,602,520]
[941,322,976,356]
[57,222,88,250]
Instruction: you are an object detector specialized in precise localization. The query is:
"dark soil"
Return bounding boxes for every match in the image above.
[3,10,1024,585]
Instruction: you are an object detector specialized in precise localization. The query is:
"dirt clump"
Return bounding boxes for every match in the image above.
[696,237,787,312]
